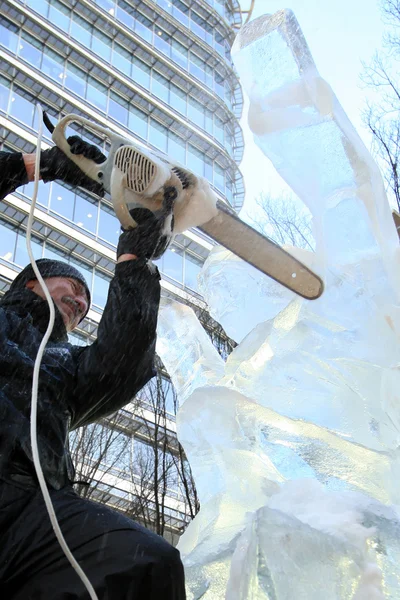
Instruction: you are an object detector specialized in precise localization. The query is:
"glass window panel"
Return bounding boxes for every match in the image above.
[157,0,172,13]
[49,182,75,221]
[205,110,213,135]
[184,252,202,291]
[214,162,225,192]
[19,33,42,68]
[162,377,175,416]
[214,117,224,144]
[131,58,150,89]
[149,119,167,153]
[204,156,213,183]
[43,244,68,262]
[21,180,50,208]
[170,84,187,115]
[91,30,112,62]
[14,231,42,268]
[112,45,132,78]
[171,39,188,68]
[26,0,49,16]
[65,62,87,97]
[92,270,111,309]
[205,65,213,88]
[0,222,17,262]
[97,0,115,12]
[189,54,206,83]
[98,203,120,246]
[135,16,153,43]
[188,97,205,129]
[154,30,171,57]
[151,71,169,103]
[133,439,153,477]
[42,48,64,82]
[9,90,35,128]
[116,6,135,29]
[0,77,10,112]
[70,14,92,47]
[48,0,71,31]
[172,4,189,26]
[86,77,108,112]
[73,196,98,234]
[109,91,129,126]
[69,332,88,346]
[162,247,183,282]
[214,77,225,99]
[187,144,204,177]
[128,105,148,140]
[167,131,186,164]
[0,20,19,54]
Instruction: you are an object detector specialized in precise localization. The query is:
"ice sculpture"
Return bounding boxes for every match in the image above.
[156,9,400,599]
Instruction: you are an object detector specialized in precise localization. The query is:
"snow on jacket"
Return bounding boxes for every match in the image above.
[0,150,160,489]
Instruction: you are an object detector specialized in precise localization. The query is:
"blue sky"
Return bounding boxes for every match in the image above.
[237,0,386,215]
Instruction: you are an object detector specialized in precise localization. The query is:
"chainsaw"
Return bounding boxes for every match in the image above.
[47,113,323,300]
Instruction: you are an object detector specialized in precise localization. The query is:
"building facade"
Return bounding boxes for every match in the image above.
[0,0,250,542]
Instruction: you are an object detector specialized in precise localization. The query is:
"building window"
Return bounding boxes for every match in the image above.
[91,29,112,63]
[131,57,151,89]
[70,13,92,47]
[184,252,202,291]
[187,144,204,177]
[49,182,75,221]
[14,231,42,268]
[0,76,10,113]
[65,62,87,98]
[98,203,120,246]
[9,88,36,129]
[167,131,186,165]
[128,105,148,141]
[149,119,168,153]
[151,70,170,104]
[169,84,187,116]
[73,195,98,234]
[0,17,19,54]
[19,32,42,69]
[109,91,129,127]
[92,270,111,309]
[86,76,108,112]
[0,222,17,263]
[48,0,71,31]
[161,247,184,283]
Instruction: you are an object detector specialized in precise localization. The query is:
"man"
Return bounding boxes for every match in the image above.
[0,136,186,599]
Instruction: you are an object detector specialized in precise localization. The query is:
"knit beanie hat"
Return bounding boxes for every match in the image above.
[9,258,91,320]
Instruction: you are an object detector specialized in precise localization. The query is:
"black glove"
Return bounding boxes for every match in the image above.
[117,186,177,260]
[40,135,106,196]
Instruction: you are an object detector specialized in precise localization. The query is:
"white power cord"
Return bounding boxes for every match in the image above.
[26,103,99,600]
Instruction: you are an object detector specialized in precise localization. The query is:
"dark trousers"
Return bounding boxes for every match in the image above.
[0,478,186,599]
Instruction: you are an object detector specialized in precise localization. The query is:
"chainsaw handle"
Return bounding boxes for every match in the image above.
[51,114,128,192]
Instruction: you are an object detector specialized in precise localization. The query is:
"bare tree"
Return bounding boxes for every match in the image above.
[362,0,400,209]
[252,192,314,251]
[69,411,132,499]
[124,370,199,541]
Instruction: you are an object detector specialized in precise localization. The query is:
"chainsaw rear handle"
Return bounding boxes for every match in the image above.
[50,114,130,193]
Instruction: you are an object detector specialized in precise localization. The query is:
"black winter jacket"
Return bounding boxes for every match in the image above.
[0,151,160,489]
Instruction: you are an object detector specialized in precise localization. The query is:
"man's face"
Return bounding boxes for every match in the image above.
[26,276,89,332]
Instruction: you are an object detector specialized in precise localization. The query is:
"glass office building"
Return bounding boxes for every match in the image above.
[0,0,249,540]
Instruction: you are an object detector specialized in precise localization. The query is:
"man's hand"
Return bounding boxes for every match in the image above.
[117,186,177,262]
[39,135,106,196]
